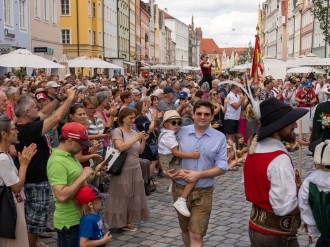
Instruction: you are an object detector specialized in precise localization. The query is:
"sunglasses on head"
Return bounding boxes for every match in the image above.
[169,120,182,126]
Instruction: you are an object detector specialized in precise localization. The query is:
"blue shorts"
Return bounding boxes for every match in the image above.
[24,181,50,233]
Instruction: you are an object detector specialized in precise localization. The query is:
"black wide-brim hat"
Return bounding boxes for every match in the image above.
[257,98,309,141]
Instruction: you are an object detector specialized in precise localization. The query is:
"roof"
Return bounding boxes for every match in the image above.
[164,12,175,19]
[200,38,221,54]
[200,38,248,55]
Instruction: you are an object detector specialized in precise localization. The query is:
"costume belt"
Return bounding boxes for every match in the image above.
[250,205,301,235]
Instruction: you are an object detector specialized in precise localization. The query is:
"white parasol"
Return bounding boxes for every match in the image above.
[0,49,64,68]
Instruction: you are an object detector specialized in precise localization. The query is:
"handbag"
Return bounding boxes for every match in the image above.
[148,141,158,156]
[0,185,17,239]
[106,129,128,176]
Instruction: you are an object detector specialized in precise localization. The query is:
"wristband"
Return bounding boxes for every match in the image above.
[56,95,63,102]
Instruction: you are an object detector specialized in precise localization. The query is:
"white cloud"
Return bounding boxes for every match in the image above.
[154,0,261,48]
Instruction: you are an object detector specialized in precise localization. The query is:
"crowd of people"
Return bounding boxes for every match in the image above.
[0,57,329,247]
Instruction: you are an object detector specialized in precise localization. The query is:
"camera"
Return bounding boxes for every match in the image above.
[306,99,311,105]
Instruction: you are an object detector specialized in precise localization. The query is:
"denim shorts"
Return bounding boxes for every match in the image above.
[24,181,50,233]
[172,182,213,236]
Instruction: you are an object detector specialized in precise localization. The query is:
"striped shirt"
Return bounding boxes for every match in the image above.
[87,115,104,155]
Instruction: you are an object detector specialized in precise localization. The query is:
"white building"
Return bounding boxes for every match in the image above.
[164,12,189,68]
[148,0,155,63]
[263,0,279,58]
[104,0,118,59]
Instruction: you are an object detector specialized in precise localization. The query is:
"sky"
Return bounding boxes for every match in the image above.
[154,0,263,48]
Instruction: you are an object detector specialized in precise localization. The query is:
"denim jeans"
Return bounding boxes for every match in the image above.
[56,225,79,247]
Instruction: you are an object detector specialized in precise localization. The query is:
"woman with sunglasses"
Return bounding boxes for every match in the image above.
[68,103,103,168]
[208,89,229,132]
[0,115,37,247]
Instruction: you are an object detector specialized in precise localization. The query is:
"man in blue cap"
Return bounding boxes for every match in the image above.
[175,91,193,126]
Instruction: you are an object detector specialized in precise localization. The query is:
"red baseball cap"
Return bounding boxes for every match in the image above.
[61,122,93,147]
[36,92,47,100]
[75,185,108,205]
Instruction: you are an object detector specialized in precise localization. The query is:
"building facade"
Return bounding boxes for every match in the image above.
[0,0,30,53]
[117,0,130,62]
[300,0,314,55]
[104,0,118,59]
[30,0,63,62]
[60,0,104,59]
[140,0,150,63]
[129,0,136,64]
[148,0,155,64]
[164,12,189,68]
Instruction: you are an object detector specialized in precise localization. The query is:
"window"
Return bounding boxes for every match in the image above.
[98,2,101,19]
[35,0,41,18]
[93,31,96,45]
[92,3,96,17]
[88,0,91,16]
[61,29,71,44]
[44,0,49,21]
[4,0,14,27]
[99,31,102,46]
[19,0,27,30]
[88,30,92,44]
[61,0,70,15]
[52,0,57,24]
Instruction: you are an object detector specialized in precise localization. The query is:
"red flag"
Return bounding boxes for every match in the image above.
[251,35,264,84]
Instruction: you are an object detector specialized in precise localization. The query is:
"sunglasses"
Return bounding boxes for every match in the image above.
[169,120,182,126]
[195,112,211,117]
[212,93,217,96]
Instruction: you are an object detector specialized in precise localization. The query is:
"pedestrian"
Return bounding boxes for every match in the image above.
[0,115,37,247]
[311,84,330,142]
[15,87,76,247]
[224,84,245,142]
[76,185,112,247]
[244,97,308,247]
[298,140,330,247]
[169,99,228,247]
[104,107,149,232]
[47,122,95,247]
[158,110,200,217]
[199,54,214,90]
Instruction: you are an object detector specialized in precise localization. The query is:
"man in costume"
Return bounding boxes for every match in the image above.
[299,138,330,247]
[244,97,308,247]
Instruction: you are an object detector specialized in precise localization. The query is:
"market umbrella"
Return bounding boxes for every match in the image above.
[287,66,326,74]
[58,54,70,81]
[0,48,64,68]
[68,56,123,69]
[263,57,287,80]
[300,57,330,66]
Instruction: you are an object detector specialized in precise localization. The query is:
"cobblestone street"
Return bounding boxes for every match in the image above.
[43,145,316,247]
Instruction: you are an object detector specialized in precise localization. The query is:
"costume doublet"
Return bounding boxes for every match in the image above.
[244,138,301,235]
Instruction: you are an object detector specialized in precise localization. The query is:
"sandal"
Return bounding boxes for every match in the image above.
[122,224,138,232]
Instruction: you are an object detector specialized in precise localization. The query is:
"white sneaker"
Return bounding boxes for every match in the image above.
[173,199,191,217]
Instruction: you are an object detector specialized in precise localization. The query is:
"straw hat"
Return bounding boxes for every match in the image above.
[161,110,181,127]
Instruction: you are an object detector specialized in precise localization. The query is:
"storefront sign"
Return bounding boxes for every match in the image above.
[4,29,15,39]
[34,47,48,53]
[34,47,54,55]
[0,44,13,55]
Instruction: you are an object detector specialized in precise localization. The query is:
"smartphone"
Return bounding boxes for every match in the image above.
[103,127,111,134]
[144,122,150,133]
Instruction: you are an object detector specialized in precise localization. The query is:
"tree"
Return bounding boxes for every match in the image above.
[313,0,330,48]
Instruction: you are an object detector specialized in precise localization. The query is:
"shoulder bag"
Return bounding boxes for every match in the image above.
[106,129,128,176]
[0,184,17,239]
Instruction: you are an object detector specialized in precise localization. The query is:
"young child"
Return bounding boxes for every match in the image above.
[158,110,200,217]
[76,185,112,247]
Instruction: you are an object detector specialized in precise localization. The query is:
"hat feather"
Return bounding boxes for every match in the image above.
[321,140,330,166]
[314,141,324,165]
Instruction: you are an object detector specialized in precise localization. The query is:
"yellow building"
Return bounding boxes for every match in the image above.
[60,0,104,61]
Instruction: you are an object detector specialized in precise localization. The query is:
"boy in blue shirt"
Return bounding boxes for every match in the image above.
[76,185,112,247]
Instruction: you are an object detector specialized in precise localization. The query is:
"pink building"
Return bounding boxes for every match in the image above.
[276,0,288,60]
[300,0,314,55]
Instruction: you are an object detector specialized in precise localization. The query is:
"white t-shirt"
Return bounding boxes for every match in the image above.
[158,129,179,155]
[0,153,26,202]
[224,91,241,120]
